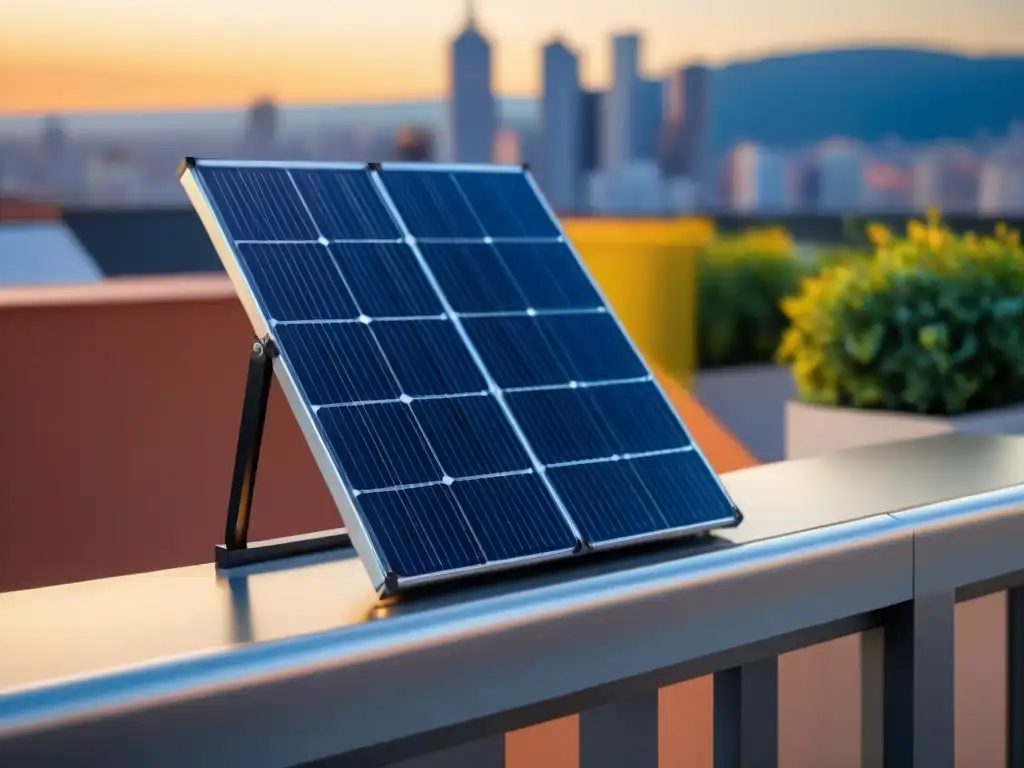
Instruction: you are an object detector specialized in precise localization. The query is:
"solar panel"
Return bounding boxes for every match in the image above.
[180,159,741,595]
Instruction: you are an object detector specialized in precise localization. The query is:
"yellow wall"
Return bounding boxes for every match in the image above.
[561,217,712,387]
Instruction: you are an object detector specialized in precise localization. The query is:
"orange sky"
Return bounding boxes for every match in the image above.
[2,0,1021,113]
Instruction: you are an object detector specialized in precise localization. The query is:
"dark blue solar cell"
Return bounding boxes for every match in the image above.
[452,171,561,239]
[357,484,485,578]
[461,316,571,388]
[505,388,615,465]
[290,169,401,240]
[418,242,526,313]
[451,474,578,561]
[628,451,735,529]
[378,170,485,239]
[493,242,603,310]
[370,319,485,397]
[412,394,531,477]
[585,382,690,454]
[317,402,441,490]
[237,242,359,322]
[330,242,442,317]
[275,322,398,405]
[197,166,317,241]
[547,461,665,545]
[538,313,647,382]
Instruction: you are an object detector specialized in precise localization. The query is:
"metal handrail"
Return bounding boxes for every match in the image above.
[2,433,1023,768]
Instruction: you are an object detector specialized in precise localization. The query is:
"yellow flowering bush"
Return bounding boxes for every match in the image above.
[777,212,1024,415]
[698,227,811,368]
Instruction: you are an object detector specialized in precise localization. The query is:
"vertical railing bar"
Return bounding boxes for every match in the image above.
[883,593,955,768]
[579,693,658,768]
[713,657,779,768]
[861,627,885,768]
[1008,586,1024,768]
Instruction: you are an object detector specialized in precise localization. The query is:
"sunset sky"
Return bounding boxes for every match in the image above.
[1,0,1021,114]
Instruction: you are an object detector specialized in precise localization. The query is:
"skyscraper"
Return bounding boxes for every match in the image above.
[635,78,664,162]
[541,38,583,212]
[580,90,603,174]
[446,0,496,163]
[602,33,640,170]
[659,65,711,180]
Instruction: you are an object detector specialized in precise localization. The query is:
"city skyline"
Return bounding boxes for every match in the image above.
[2,0,1022,113]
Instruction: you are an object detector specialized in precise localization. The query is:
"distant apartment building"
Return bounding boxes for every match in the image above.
[540,38,583,212]
[977,129,1024,215]
[493,130,522,165]
[602,34,640,170]
[588,161,665,214]
[730,143,791,212]
[393,126,433,162]
[911,145,979,213]
[243,99,279,157]
[446,1,496,163]
[816,140,864,212]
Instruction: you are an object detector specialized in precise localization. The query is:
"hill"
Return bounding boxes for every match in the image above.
[707,47,1024,153]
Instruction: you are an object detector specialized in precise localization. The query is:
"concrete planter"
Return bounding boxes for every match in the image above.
[781,397,1024,768]
[786,398,1024,459]
[692,364,795,463]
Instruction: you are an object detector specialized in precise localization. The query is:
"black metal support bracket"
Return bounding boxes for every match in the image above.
[215,337,350,569]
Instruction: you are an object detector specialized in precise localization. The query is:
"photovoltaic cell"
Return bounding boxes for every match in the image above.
[411,394,531,477]
[183,159,739,594]
[357,484,485,577]
[274,322,398,405]
[317,402,441,490]
[237,243,359,322]
[331,242,443,317]
[449,170,561,238]
[418,242,526,314]
[200,166,317,241]
[369,319,485,397]
[377,170,485,239]
[290,169,401,240]
[493,242,603,310]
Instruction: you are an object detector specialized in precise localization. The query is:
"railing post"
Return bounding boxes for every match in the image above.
[713,657,779,768]
[1009,586,1024,768]
[579,693,659,768]
[883,593,955,768]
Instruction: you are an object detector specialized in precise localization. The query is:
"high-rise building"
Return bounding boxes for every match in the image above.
[244,98,279,157]
[602,33,640,170]
[580,90,603,174]
[659,65,711,180]
[446,0,496,163]
[634,78,663,162]
[541,38,583,212]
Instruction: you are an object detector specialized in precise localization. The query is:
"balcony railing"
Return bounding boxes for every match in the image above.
[2,433,1023,768]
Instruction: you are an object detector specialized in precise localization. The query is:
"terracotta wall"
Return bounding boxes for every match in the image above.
[0,277,340,592]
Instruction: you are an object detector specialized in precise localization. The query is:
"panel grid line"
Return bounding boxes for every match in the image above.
[370,169,587,547]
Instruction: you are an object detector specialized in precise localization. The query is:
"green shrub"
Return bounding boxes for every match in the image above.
[777,215,1024,416]
[697,228,809,369]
